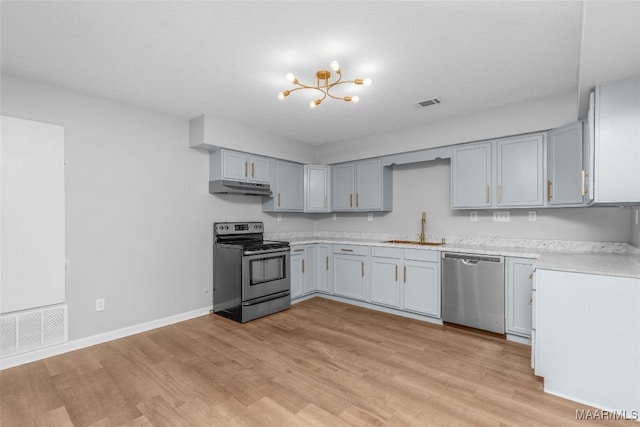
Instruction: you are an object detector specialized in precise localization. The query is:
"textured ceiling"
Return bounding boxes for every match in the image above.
[1,1,585,145]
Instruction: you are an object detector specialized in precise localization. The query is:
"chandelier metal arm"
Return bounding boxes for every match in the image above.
[325,79,359,100]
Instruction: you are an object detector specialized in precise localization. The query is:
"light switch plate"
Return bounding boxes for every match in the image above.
[367,213,373,221]
[470,212,478,222]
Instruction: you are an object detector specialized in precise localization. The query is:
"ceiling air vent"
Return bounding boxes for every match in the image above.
[416,97,443,108]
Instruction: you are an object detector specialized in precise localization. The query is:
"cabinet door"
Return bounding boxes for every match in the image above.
[496,134,545,207]
[305,165,330,212]
[356,159,383,210]
[370,257,401,308]
[304,245,316,294]
[221,150,249,181]
[332,163,355,211]
[451,142,492,208]
[315,244,332,294]
[548,122,584,206]
[594,76,640,204]
[275,161,304,211]
[332,254,366,301]
[249,155,270,183]
[506,257,534,337]
[290,249,305,299]
[402,260,440,317]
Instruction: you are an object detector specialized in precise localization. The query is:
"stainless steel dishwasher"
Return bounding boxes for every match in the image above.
[442,253,505,334]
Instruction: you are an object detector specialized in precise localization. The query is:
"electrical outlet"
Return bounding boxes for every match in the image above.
[528,211,537,222]
[96,299,105,312]
[470,212,478,222]
[276,214,282,222]
[367,213,373,221]
[493,212,510,223]
[332,214,337,221]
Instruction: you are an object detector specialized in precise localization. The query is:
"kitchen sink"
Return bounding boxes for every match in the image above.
[385,239,446,246]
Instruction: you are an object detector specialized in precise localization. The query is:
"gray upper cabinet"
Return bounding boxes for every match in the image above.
[210,149,270,183]
[262,160,304,212]
[332,163,356,210]
[496,134,545,207]
[451,134,545,209]
[587,75,640,205]
[332,159,392,212]
[304,165,331,212]
[547,122,585,206]
[451,142,492,208]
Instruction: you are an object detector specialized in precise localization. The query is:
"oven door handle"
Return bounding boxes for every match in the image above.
[243,247,290,256]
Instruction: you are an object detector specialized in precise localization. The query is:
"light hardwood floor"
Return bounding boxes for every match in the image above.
[1,297,633,426]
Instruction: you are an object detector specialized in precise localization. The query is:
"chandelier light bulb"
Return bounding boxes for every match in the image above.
[330,60,340,72]
[310,99,322,109]
[352,96,360,103]
[286,73,296,83]
[278,92,285,100]
[363,78,372,86]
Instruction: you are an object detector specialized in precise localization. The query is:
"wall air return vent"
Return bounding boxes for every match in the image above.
[0,304,67,359]
[416,97,443,108]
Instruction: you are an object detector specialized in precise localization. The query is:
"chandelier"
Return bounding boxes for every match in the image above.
[278,60,371,109]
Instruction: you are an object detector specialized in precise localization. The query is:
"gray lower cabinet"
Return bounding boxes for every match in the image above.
[314,244,332,293]
[370,249,402,308]
[290,247,305,299]
[402,250,440,317]
[263,160,304,212]
[332,244,367,301]
[370,247,440,317]
[505,257,534,338]
[290,245,316,299]
[547,122,585,206]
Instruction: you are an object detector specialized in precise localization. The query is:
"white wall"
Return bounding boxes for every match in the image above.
[0,75,314,341]
[315,160,631,243]
[190,114,316,164]
[318,90,578,164]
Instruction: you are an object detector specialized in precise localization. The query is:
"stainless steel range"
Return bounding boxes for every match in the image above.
[213,221,290,322]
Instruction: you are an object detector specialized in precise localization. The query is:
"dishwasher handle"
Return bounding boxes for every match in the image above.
[442,253,503,263]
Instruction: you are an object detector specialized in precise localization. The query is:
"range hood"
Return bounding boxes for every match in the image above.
[209,179,272,196]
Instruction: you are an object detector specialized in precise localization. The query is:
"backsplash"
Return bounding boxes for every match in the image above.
[265,230,632,254]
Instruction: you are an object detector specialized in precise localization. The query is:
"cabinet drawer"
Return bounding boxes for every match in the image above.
[403,248,439,262]
[333,244,368,256]
[371,246,402,259]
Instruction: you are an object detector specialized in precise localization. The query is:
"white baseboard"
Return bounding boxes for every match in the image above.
[0,306,213,370]
[506,333,531,345]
